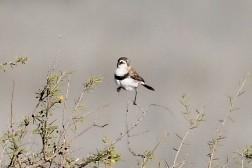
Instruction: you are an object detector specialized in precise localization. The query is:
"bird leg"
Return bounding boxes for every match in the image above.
[117,87,122,92]
[133,89,137,105]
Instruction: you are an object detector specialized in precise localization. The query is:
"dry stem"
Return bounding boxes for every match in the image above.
[208,77,248,168]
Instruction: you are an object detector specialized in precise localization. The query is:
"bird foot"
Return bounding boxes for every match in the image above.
[117,87,122,92]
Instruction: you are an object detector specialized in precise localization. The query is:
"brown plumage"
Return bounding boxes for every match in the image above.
[128,67,154,91]
[128,67,145,83]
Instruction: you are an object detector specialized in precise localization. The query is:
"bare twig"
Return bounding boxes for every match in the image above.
[112,103,151,145]
[52,34,62,71]
[10,81,15,133]
[112,91,172,146]
[69,122,108,144]
[171,95,205,168]
[0,146,6,165]
[125,104,145,158]
[172,110,204,168]
[221,153,238,168]
[62,75,71,126]
[241,153,244,168]
[172,130,190,167]
[114,100,167,168]
[208,77,248,168]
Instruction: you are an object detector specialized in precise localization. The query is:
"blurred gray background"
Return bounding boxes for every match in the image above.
[0,0,252,167]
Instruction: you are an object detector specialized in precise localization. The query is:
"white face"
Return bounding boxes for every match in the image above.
[117,59,129,69]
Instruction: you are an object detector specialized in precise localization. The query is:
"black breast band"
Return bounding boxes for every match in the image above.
[114,73,129,80]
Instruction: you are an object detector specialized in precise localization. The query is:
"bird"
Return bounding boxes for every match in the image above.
[114,57,154,105]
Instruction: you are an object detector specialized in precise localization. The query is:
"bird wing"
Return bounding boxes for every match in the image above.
[129,67,145,83]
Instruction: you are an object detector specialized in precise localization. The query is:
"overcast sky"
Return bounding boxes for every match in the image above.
[0,1,252,167]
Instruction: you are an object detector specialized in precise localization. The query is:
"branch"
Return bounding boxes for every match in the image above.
[10,81,15,133]
[0,56,29,72]
[208,76,248,168]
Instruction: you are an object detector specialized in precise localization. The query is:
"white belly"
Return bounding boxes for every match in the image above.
[116,77,139,91]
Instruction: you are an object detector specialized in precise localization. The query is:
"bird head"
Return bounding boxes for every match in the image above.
[117,57,130,68]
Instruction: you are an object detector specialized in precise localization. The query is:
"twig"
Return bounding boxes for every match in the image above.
[172,130,190,167]
[241,153,244,168]
[111,91,172,146]
[32,71,68,114]
[0,56,28,72]
[221,153,239,168]
[208,77,248,168]
[125,104,145,158]
[171,95,205,168]
[172,110,203,168]
[62,75,71,126]
[0,146,6,165]
[59,75,71,167]
[10,81,15,133]
[112,104,150,145]
[112,96,171,145]
[69,122,108,143]
[52,34,62,71]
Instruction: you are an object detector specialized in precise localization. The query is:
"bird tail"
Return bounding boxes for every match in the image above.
[142,84,154,91]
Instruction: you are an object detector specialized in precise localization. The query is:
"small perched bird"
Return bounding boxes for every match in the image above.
[114,57,154,105]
